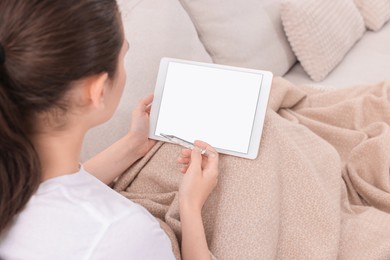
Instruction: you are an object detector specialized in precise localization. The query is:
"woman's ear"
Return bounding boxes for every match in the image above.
[88,73,109,109]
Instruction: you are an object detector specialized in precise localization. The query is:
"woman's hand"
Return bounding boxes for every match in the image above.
[177,141,219,259]
[85,94,157,184]
[127,94,156,159]
[177,140,219,213]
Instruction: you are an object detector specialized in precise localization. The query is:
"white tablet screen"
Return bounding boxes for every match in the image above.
[155,61,263,154]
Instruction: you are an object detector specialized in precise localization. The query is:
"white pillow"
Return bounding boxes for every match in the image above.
[179,0,296,76]
[82,0,212,160]
[281,0,366,81]
[354,0,390,31]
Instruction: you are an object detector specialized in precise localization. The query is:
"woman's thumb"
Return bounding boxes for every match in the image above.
[189,148,202,168]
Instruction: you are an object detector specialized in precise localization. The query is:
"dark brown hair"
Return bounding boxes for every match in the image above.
[0,0,123,233]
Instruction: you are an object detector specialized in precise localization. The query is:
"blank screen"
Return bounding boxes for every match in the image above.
[155,62,263,153]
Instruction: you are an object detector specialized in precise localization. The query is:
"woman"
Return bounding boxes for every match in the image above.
[0,0,218,259]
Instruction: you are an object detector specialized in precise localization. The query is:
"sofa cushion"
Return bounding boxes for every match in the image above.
[82,0,212,160]
[354,0,390,31]
[284,22,390,89]
[178,0,296,76]
[281,0,366,82]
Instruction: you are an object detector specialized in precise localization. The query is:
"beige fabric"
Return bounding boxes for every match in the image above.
[354,0,390,31]
[178,0,296,76]
[281,0,365,82]
[114,77,390,258]
[81,0,212,161]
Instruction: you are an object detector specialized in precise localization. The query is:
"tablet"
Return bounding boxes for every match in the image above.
[149,58,273,159]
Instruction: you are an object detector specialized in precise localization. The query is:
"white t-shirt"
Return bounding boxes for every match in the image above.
[0,167,175,260]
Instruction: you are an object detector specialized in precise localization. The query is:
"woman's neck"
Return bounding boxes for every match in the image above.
[32,127,85,182]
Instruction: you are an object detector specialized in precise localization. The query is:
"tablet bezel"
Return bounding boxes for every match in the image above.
[149,57,273,159]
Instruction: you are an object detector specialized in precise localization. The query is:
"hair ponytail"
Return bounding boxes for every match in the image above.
[0,84,41,232]
[0,0,122,234]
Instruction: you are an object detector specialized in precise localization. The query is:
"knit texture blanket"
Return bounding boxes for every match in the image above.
[113,77,390,259]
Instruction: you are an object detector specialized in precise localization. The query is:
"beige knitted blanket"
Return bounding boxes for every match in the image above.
[114,77,390,259]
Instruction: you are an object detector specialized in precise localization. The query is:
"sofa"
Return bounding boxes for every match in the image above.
[81,0,390,160]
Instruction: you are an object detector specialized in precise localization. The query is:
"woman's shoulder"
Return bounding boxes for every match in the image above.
[32,166,156,224]
[0,168,174,259]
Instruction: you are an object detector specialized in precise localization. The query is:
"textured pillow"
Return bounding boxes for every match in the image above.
[81,0,212,160]
[354,0,390,31]
[281,0,366,82]
[178,0,296,76]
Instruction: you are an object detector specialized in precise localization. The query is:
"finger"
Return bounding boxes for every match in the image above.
[134,94,154,114]
[180,166,189,173]
[194,140,217,154]
[187,148,202,172]
[194,140,218,159]
[145,103,152,114]
[180,148,192,158]
[194,140,219,169]
[177,156,191,165]
[140,93,154,107]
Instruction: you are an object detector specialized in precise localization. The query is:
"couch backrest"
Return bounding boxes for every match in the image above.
[179,0,297,76]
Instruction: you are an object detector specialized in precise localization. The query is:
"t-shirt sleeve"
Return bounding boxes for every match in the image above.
[89,210,175,260]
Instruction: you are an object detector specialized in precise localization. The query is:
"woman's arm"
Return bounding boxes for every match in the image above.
[84,94,156,184]
[180,204,210,259]
[177,141,219,260]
